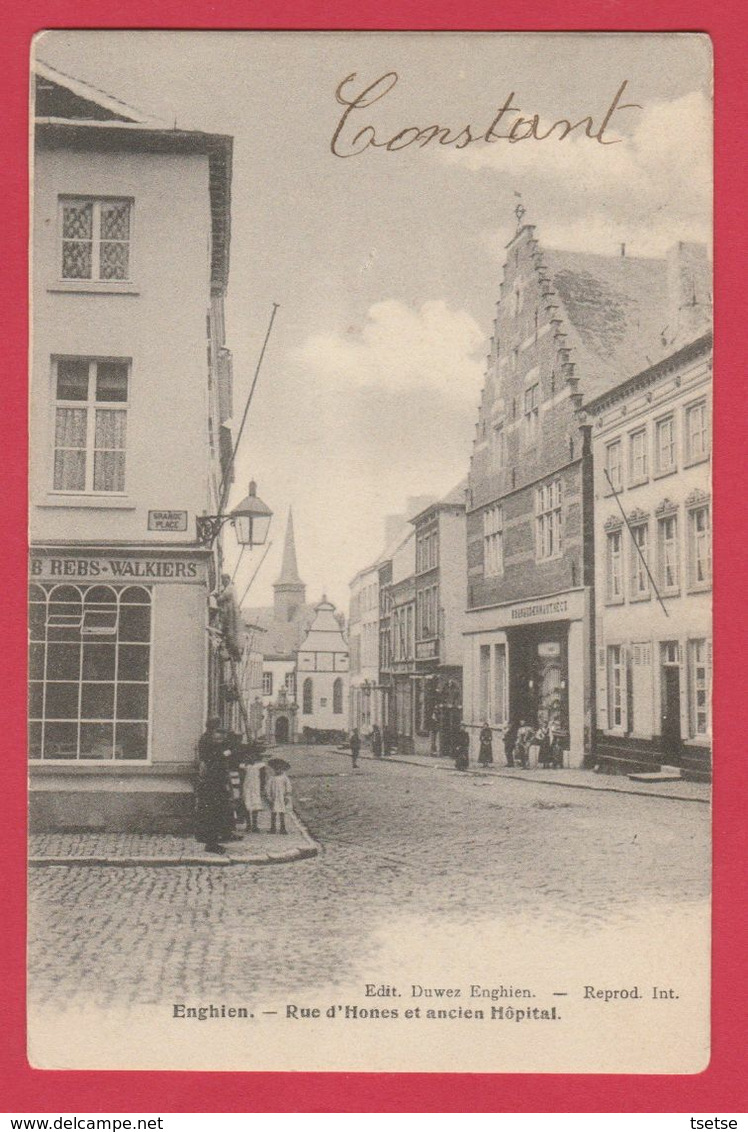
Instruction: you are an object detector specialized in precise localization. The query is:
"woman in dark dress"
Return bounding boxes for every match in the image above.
[478,722,494,767]
[195,718,236,854]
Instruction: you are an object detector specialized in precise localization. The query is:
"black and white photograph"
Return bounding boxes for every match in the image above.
[28,30,712,1073]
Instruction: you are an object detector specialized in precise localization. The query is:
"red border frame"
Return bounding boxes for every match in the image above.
[3,2,746,1113]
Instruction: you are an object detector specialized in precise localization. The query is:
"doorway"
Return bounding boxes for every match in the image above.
[275,715,290,744]
[660,642,682,765]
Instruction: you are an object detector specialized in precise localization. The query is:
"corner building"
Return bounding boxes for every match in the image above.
[464,222,668,766]
[29,63,234,830]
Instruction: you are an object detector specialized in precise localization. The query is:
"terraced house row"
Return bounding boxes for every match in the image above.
[349,219,712,781]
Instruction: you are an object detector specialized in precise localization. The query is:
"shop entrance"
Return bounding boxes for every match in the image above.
[508,624,569,732]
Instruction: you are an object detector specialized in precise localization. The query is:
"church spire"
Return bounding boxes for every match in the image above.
[277,508,302,585]
[274,508,306,620]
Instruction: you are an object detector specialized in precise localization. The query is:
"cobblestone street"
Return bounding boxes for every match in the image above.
[28,746,710,1012]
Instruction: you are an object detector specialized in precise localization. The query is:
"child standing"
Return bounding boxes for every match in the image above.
[266,761,293,834]
[241,749,269,832]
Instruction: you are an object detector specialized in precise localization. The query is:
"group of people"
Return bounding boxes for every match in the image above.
[194,717,294,855]
[452,716,565,772]
[348,724,397,767]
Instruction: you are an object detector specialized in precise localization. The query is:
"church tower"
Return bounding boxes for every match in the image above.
[273,509,306,621]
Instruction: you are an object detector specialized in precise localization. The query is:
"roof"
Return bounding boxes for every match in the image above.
[34,60,152,124]
[33,60,232,295]
[242,604,316,660]
[298,600,348,654]
[543,248,669,396]
[411,478,467,524]
[581,331,712,416]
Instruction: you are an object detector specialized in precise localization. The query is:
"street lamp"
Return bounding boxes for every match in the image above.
[196,480,273,548]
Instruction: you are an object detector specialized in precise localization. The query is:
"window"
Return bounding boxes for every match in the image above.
[607,645,625,729]
[262,671,273,697]
[523,384,539,445]
[657,512,680,592]
[60,197,132,281]
[493,643,507,727]
[479,645,491,720]
[688,639,711,737]
[685,400,710,464]
[284,671,296,698]
[606,529,624,602]
[655,415,677,475]
[29,583,151,762]
[535,479,562,560]
[483,505,504,576]
[688,505,711,588]
[53,357,129,493]
[630,523,650,599]
[493,423,506,469]
[605,439,623,492]
[332,678,344,714]
[302,678,313,714]
[629,428,648,484]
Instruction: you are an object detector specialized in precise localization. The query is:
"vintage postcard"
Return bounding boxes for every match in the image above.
[27,30,712,1073]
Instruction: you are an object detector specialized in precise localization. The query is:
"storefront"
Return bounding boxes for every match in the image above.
[464,588,591,767]
[29,546,213,833]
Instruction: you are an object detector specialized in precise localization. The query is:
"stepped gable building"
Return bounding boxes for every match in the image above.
[296,597,350,738]
[29,62,234,831]
[463,218,669,767]
[581,244,711,780]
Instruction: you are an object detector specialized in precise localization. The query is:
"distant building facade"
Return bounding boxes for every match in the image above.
[349,561,382,735]
[411,483,468,757]
[297,599,350,738]
[582,329,712,779]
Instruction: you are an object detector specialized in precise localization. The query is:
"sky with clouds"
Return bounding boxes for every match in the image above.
[36,31,712,610]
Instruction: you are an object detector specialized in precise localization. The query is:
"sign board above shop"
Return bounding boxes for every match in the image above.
[538,642,562,658]
[148,510,188,532]
[30,553,208,584]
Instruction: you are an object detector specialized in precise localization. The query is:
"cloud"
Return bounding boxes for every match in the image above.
[292,298,486,406]
[447,91,712,257]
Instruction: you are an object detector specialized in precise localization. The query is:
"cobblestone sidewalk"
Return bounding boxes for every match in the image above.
[337,748,711,804]
[29,809,318,866]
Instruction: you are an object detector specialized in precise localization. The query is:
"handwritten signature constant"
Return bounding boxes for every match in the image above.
[330,73,641,158]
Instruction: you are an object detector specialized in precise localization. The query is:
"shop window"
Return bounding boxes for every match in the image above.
[685,400,710,464]
[607,645,625,730]
[606,529,624,603]
[605,439,623,492]
[688,639,711,737]
[629,428,648,485]
[28,583,150,762]
[655,415,677,476]
[479,645,491,721]
[53,357,129,493]
[60,197,132,282]
[657,513,680,593]
[535,479,562,560]
[333,678,343,714]
[687,505,711,589]
[302,677,313,714]
[493,643,507,727]
[483,505,504,577]
[630,523,651,599]
[262,671,273,696]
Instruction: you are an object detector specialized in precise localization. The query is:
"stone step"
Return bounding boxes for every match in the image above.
[629,766,683,783]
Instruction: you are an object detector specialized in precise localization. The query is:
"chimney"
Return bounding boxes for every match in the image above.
[667,241,712,346]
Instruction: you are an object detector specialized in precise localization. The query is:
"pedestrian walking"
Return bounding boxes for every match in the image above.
[371,724,383,759]
[194,717,238,854]
[241,747,269,832]
[478,722,494,767]
[454,725,470,771]
[349,727,361,769]
[266,758,293,835]
[503,716,519,767]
